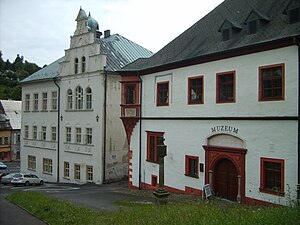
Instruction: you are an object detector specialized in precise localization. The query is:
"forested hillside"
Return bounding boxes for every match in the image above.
[0,51,41,100]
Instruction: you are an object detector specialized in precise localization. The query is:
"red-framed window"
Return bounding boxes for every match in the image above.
[260,157,284,196]
[185,155,199,178]
[146,131,164,163]
[216,71,235,103]
[259,63,285,101]
[125,84,136,104]
[188,76,204,104]
[157,81,169,106]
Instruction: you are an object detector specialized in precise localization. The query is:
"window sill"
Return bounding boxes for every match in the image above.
[64,142,94,147]
[259,98,285,102]
[259,188,285,196]
[63,177,70,180]
[146,160,159,164]
[28,168,36,172]
[41,110,48,112]
[42,172,53,176]
[24,110,30,113]
[185,174,199,179]
[50,110,58,112]
[65,109,93,112]
[32,110,39,112]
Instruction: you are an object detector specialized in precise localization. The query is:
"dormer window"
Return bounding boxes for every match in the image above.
[244,10,270,35]
[283,0,300,24]
[218,19,241,41]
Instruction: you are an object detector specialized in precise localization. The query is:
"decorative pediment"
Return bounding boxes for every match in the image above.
[218,19,241,32]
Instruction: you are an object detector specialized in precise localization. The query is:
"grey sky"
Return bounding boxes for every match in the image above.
[0,0,223,67]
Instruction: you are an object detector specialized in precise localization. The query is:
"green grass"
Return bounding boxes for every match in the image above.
[7,192,300,225]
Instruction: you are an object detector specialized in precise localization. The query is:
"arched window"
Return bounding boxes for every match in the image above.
[67,89,73,110]
[75,86,83,109]
[82,56,86,73]
[74,58,79,74]
[86,87,92,109]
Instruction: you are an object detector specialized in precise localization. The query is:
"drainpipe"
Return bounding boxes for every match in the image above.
[138,73,142,190]
[53,78,60,183]
[103,66,107,184]
[297,40,300,200]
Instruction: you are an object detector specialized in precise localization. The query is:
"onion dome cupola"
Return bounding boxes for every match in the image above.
[76,7,88,21]
[87,12,99,32]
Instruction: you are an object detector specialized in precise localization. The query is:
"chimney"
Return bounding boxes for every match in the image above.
[104,30,110,38]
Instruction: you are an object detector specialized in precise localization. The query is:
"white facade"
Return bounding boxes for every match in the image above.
[124,46,299,205]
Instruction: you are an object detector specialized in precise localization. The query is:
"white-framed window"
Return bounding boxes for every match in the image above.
[33,93,39,110]
[66,127,71,142]
[74,163,81,180]
[76,128,81,144]
[43,158,53,174]
[24,125,29,139]
[86,128,92,145]
[86,165,93,182]
[51,127,57,141]
[86,87,92,109]
[41,126,46,140]
[64,161,70,177]
[33,126,37,140]
[25,94,30,111]
[52,91,57,110]
[42,92,47,110]
[75,86,83,110]
[28,155,36,170]
[67,89,73,110]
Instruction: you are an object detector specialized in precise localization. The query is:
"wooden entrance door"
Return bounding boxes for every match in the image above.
[214,159,238,201]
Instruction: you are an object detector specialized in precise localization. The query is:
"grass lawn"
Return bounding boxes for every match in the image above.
[7,191,300,225]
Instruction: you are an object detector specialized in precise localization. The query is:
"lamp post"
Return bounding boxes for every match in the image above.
[153,137,170,204]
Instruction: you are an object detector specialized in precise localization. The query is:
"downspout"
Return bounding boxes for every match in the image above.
[53,78,60,183]
[103,66,107,184]
[138,73,142,189]
[297,40,300,200]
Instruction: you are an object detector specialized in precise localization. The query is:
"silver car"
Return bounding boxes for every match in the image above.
[1,173,19,185]
[11,173,44,186]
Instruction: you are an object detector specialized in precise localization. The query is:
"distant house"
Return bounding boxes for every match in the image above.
[20,8,153,184]
[119,0,300,206]
[0,100,21,161]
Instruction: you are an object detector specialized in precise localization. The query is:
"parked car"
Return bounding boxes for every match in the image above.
[1,173,19,185]
[0,162,7,169]
[0,172,9,183]
[11,173,44,186]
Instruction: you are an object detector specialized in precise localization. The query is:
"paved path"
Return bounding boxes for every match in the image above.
[0,197,46,225]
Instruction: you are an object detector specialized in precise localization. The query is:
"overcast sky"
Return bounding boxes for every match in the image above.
[0,0,223,67]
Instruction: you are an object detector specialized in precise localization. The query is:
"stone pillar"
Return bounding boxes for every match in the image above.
[237,175,241,203]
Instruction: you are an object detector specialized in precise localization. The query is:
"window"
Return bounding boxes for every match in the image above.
[33,93,39,110]
[52,91,57,110]
[41,126,46,141]
[16,134,20,143]
[24,125,29,139]
[82,56,86,73]
[289,7,300,24]
[185,155,199,178]
[74,163,81,180]
[43,158,53,174]
[75,58,79,74]
[86,87,92,109]
[75,86,83,109]
[86,165,93,182]
[67,89,73,110]
[0,136,2,145]
[75,128,81,144]
[28,155,36,170]
[146,131,164,163]
[216,71,235,103]
[64,161,70,177]
[260,158,284,196]
[25,94,30,111]
[4,137,8,145]
[222,28,231,41]
[188,76,204,104]
[125,84,136,104]
[66,127,71,142]
[157,82,169,106]
[259,64,284,101]
[86,128,92,145]
[51,127,57,141]
[33,126,37,140]
[248,20,258,34]
[42,92,47,110]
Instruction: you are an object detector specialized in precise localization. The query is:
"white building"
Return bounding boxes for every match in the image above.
[119,0,300,205]
[20,8,152,184]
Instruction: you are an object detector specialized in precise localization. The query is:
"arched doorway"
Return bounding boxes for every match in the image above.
[214,158,238,201]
